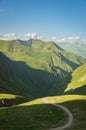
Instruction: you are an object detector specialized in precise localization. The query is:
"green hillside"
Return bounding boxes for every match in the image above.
[0,94,26,107]
[0,39,86,98]
[0,95,86,130]
[0,52,55,99]
[0,98,65,130]
[0,39,86,130]
[65,63,86,94]
[43,95,86,130]
[57,41,86,58]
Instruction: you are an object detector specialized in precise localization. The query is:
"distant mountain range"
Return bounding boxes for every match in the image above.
[57,41,86,58]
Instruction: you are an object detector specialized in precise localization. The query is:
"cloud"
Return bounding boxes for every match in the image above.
[0,33,20,40]
[23,33,40,40]
[0,33,83,43]
[52,36,81,42]
[52,37,57,40]
[0,33,41,40]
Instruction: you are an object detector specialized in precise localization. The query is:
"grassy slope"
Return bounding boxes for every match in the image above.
[0,98,65,130]
[0,39,86,73]
[65,63,86,94]
[0,94,27,107]
[0,52,57,99]
[0,39,86,98]
[0,40,86,130]
[44,95,86,129]
[0,95,86,129]
[62,64,86,129]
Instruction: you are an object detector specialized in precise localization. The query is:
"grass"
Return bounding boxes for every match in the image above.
[65,63,86,93]
[0,99,65,130]
[0,39,86,99]
[44,95,86,129]
[0,94,86,129]
[0,94,22,99]
[0,39,86,73]
[0,39,86,129]
[0,94,27,107]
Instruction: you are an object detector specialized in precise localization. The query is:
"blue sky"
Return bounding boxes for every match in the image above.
[0,0,86,39]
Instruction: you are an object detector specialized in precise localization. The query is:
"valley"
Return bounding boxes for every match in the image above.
[0,39,86,130]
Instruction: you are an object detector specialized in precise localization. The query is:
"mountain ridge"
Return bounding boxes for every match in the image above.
[0,39,86,98]
[0,39,86,129]
[57,41,86,58]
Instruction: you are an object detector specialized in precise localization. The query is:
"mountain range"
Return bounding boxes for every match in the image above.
[0,39,86,97]
[0,39,86,130]
[57,41,86,58]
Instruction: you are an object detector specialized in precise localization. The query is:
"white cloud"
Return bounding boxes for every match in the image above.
[23,33,39,40]
[0,33,42,40]
[0,33,20,40]
[0,33,84,43]
[52,36,81,43]
[52,37,57,40]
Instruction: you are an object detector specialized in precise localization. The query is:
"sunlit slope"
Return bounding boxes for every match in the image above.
[0,97,65,130]
[0,39,86,74]
[43,95,86,129]
[65,63,86,94]
[0,95,86,130]
[0,94,26,107]
[0,39,86,97]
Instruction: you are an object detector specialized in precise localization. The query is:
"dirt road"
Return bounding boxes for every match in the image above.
[43,99,73,130]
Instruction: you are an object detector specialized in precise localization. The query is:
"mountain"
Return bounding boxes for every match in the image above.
[0,39,86,130]
[0,52,56,99]
[57,41,86,58]
[0,39,86,98]
[65,63,86,94]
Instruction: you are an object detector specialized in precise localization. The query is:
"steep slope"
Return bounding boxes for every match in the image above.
[0,52,57,99]
[0,39,86,97]
[65,63,86,94]
[0,39,86,130]
[57,41,86,58]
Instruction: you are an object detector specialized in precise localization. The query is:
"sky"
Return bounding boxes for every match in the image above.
[0,0,86,40]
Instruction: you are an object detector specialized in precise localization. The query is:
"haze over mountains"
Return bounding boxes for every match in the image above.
[57,40,86,58]
[0,39,86,129]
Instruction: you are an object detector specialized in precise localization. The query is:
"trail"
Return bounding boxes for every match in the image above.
[43,99,73,130]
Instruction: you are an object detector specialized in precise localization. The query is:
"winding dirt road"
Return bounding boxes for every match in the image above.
[43,99,73,130]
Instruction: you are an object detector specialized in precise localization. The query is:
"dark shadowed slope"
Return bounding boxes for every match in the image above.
[0,52,61,99]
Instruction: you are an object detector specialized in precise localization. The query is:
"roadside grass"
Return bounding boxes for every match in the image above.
[45,95,86,129]
[0,94,86,129]
[0,100,65,130]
